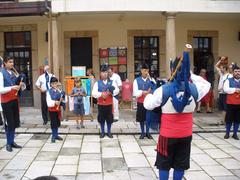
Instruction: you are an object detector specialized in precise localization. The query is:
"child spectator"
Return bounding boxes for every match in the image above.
[71,78,86,129]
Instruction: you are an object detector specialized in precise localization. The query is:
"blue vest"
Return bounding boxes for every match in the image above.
[49,88,62,101]
[161,82,198,106]
[98,79,113,92]
[2,68,17,87]
[228,77,240,88]
[136,77,152,91]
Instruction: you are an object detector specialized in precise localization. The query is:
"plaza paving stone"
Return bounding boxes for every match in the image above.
[0,133,239,179]
[0,108,239,179]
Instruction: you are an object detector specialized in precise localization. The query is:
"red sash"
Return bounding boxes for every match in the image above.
[98,92,113,105]
[160,113,193,138]
[226,93,240,105]
[48,106,61,120]
[137,94,146,103]
[1,90,18,103]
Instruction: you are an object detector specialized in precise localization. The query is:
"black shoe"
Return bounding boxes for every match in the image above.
[51,138,55,143]
[224,134,230,139]
[232,134,239,140]
[6,144,12,152]
[55,136,63,141]
[139,134,145,139]
[107,133,113,138]
[146,133,153,139]
[113,119,118,122]
[43,121,48,125]
[100,133,105,138]
[11,142,22,148]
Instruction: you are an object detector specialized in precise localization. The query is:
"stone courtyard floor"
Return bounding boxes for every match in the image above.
[0,108,239,180]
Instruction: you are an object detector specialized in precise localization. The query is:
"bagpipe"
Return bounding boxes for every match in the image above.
[49,83,66,111]
[147,44,193,131]
[0,56,26,96]
[103,78,115,94]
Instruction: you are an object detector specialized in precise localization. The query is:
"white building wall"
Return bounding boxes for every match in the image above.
[52,0,240,13]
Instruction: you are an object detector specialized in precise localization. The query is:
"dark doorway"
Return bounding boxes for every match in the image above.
[70,37,93,73]
[4,31,33,107]
[193,37,215,86]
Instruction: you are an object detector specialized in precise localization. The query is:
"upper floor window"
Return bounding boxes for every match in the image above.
[5,31,31,49]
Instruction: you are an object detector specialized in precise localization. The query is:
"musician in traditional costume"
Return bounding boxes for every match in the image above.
[223,65,240,140]
[133,63,155,139]
[92,64,119,138]
[144,45,210,180]
[46,77,65,143]
[0,56,26,152]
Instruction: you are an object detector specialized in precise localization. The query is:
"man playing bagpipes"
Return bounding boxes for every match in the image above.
[0,55,26,152]
[133,63,156,139]
[46,77,66,143]
[92,63,119,138]
[144,44,211,180]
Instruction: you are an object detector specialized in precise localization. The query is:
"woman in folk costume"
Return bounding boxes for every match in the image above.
[92,64,119,138]
[0,55,26,152]
[133,63,155,139]
[46,77,65,143]
[144,44,210,180]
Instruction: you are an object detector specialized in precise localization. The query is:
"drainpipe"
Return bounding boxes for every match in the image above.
[45,0,53,73]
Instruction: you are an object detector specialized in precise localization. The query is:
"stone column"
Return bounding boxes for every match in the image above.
[164,12,176,78]
[51,16,60,78]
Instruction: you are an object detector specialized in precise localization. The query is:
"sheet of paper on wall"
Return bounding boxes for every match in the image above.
[72,66,86,76]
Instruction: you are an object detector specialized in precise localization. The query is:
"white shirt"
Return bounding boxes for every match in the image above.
[133,77,156,98]
[143,73,211,111]
[110,73,122,88]
[35,72,54,92]
[217,71,232,94]
[223,78,239,94]
[0,70,16,95]
[92,79,119,99]
[0,71,15,111]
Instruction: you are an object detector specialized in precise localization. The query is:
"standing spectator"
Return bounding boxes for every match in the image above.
[71,78,86,129]
[107,67,122,122]
[215,57,232,124]
[196,68,212,113]
[87,68,97,106]
[223,65,240,140]
[35,65,54,125]
[92,64,119,138]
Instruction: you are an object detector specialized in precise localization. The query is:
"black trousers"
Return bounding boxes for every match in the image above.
[41,92,49,123]
[97,105,113,124]
[1,100,20,131]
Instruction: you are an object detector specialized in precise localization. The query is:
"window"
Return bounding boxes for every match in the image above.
[134,37,159,78]
[193,37,215,86]
[5,31,31,48]
[4,31,33,106]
